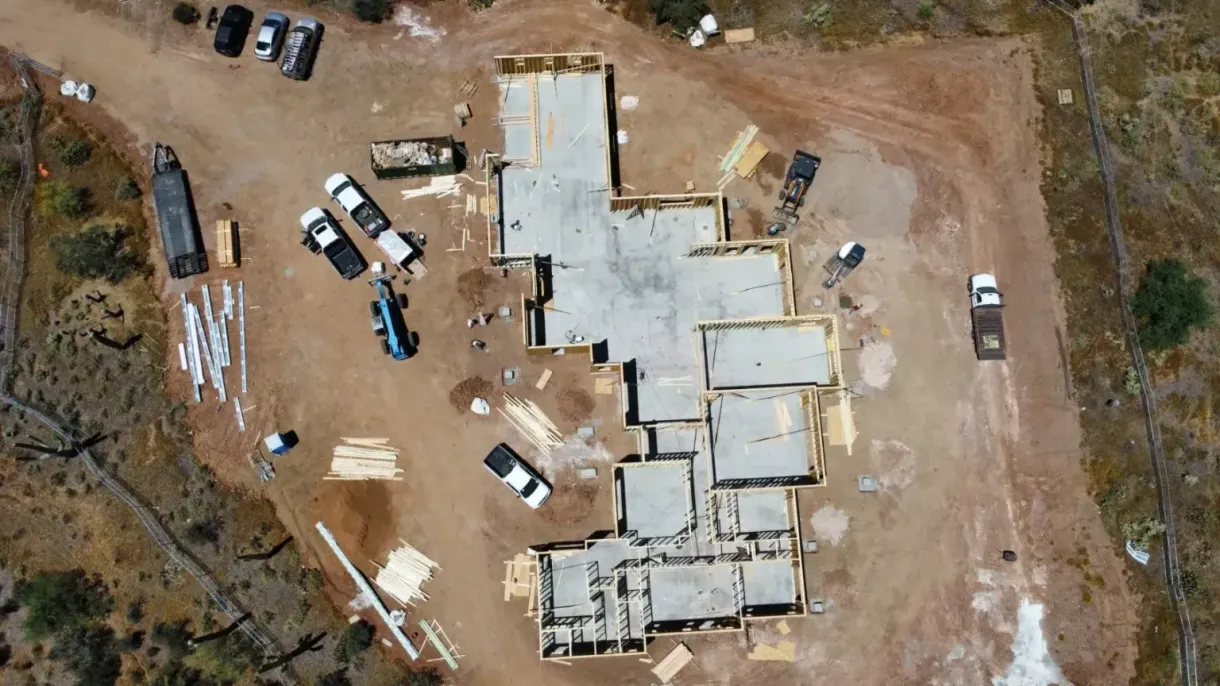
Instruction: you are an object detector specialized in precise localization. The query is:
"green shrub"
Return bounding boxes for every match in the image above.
[351,0,391,23]
[917,2,936,19]
[0,159,18,192]
[39,181,89,219]
[469,0,495,9]
[1123,366,1141,396]
[1122,516,1167,550]
[406,668,444,686]
[334,620,375,663]
[183,518,222,545]
[172,3,201,25]
[318,671,351,686]
[14,570,112,641]
[648,0,709,32]
[50,624,122,686]
[60,139,91,167]
[51,224,144,283]
[150,621,192,660]
[115,176,141,200]
[1131,259,1214,350]
[46,134,67,151]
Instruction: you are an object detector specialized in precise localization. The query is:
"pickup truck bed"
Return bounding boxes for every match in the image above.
[972,306,1006,360]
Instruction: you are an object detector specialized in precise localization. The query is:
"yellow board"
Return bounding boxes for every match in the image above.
[735,141,769,178]
[215,219,238,268]
[724,28,756,44]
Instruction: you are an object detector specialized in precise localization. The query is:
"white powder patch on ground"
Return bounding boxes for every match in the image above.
[810,505,850,545]
[533,436,614,479]
[393,5,446,40]
[972,590,1001,614]
[859,339,897,390]
[869,438,916,491]
[347,593,372,611]
[992,600,1068,686]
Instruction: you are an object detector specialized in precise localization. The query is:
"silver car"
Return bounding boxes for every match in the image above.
[253,12,289,61]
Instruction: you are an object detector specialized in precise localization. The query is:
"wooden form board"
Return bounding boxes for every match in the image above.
[724,28,756,44]
[503,554,535,601]
[216,220,237,268]
[735,141,769,178]
[651,642,694,683]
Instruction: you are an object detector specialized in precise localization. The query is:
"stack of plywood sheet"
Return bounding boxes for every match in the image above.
[651,643,694,683]
[326,438,402,481]
[735,141,769,178]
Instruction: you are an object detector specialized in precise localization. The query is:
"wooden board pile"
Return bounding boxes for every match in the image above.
[373,540,440,606]
[498,394,563,455]
[401,175,461,200]
[717,124,759,189]
[326,438,402,481]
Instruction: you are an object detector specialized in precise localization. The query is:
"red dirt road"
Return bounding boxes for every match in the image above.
[0,1,1135,684]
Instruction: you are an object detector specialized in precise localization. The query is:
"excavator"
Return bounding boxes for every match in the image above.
[769,150,822,234]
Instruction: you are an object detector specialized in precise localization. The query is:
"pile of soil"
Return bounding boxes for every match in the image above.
[557,388,595,423]
[457,268,493,309]
[539,480,598,526]
[449,376,492,412]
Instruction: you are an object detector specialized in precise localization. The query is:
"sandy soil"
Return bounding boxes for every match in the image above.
[0,1,1136,684]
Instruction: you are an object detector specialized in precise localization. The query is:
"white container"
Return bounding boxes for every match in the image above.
[699,14,719,35]
[59,80,78,97]
[75,83,95,103]
[689,30,706,48]
[616,130,629,145]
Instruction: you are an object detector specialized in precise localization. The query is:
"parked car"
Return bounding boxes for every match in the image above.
[281,17,323,81]
[299,208,366,280]
[253,12,289,62]
[213,5,254,58]
[483,443,551,509]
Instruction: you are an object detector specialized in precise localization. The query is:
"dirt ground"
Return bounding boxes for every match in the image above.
[0,1,1136,684]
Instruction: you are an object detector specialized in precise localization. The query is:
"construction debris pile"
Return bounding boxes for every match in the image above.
[372,140,452,170]
[498,394,563,455]
[178,281,248,429]
[326,438,403,481]
[401,175,461,200]
[374,541,440,606]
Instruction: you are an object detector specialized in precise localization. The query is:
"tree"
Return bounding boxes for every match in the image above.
[14,570,112,641]
[38,181,89,219]
[334,620,375,663]
[172,3,201,25]
[51,223,144,283]
[405,668,444,686]
[1131,259,1213,350]
[50,624,122,686]
[0,158,17,192]
[351,0,391,23]
[648,0,709,33]
[60,139,92,167]
[115,176,141,201]
[917,2,936,20]
[317,670,351,686]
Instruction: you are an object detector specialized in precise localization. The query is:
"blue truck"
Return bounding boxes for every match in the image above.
[369,275,417,360]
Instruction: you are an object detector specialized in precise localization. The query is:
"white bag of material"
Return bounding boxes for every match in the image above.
[689,29,706,48]
[620,95,639,111]
[616,130,629,145]
[75,83,95,103]
[471,397,490,415]
[60,80,78,97]
[700,14,720,35]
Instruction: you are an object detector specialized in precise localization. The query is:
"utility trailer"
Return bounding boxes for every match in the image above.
[375,230,428,278]
[370,136,458,180]
[969,274,1006,361]
[151,144,208,279]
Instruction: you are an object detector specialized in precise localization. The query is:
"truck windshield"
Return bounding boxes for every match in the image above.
[520,480,538,498]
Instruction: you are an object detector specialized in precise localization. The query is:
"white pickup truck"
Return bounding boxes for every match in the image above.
[483,443,551,509]
[324,173,390,238]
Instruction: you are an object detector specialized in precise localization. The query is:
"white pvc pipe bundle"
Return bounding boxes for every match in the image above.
[373,540,440,607]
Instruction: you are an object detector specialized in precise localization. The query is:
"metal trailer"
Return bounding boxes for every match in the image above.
[151,144,208,279]
[369,136,459,180]
[280,22,321,81]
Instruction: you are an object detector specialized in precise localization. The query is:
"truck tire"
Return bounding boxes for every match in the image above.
[380,339,391,355]
[408,331,421,348]
[371,315,385,335]
[396,293,408,309]
[369,301,379,316]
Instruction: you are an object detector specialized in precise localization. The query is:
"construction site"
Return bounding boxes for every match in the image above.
[482,53,847,661]
[0,0,1144,683]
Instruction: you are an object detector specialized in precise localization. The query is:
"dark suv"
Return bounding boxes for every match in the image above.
[213,5,254,57]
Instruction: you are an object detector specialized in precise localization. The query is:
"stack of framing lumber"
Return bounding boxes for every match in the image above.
[326,438,402,481]
[651,642,694,683]
[215,220,238,268]
[718,124,759,189]
[374,540,440,606]
[498,394,562,455]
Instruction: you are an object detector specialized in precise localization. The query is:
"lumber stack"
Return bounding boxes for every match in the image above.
[374,541,440,606]
[326,438,402,481]
[718,124,760,189]
[498,394,563,455]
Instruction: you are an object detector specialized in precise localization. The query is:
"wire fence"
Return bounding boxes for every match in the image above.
[1043,2,1198,683]
[0,57,295,684]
